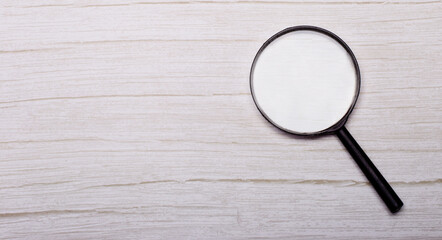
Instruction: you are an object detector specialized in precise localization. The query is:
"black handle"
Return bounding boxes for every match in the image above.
[336,126,403,213]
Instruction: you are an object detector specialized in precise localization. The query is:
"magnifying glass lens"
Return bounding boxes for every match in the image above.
[251,30,358,134]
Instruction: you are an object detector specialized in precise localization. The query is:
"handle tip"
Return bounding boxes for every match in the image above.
[389,201,403,214]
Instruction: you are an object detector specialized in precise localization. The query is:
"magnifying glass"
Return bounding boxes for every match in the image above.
[250,26,403,213]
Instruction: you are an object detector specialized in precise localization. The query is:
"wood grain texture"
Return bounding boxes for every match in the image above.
[0,0,441,239]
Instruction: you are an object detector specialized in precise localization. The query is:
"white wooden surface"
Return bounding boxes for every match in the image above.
[1,0,441,239]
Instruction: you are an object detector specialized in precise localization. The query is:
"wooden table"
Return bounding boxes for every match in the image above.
[1,0,441,239]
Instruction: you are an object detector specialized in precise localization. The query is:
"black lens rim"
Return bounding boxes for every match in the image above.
[250,25,361,136]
